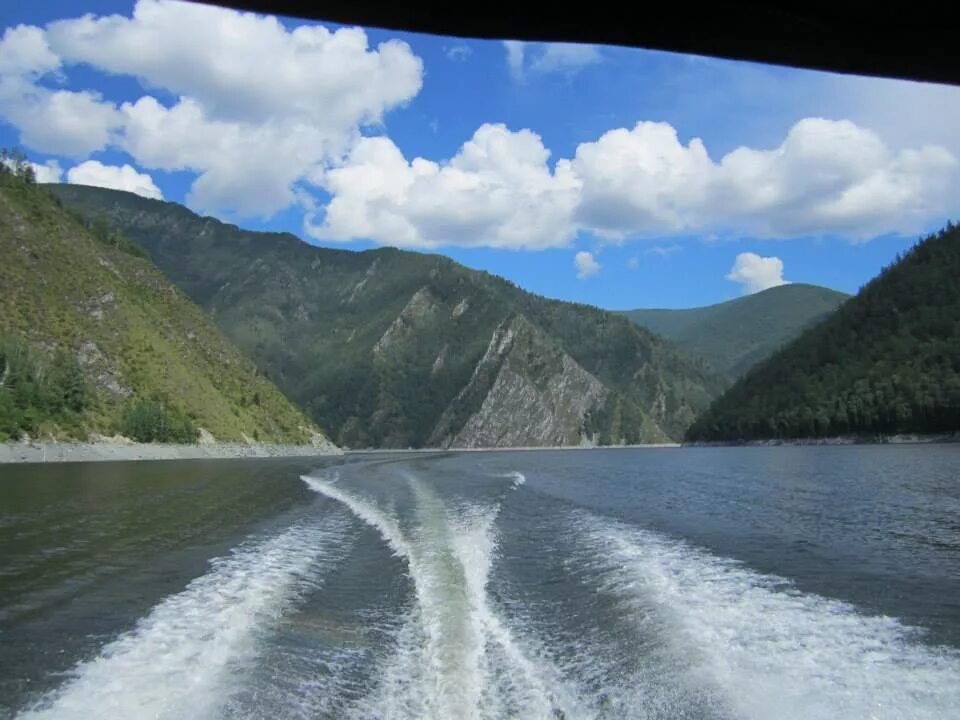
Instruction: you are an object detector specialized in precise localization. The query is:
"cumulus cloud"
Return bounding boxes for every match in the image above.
[66,160,163,199]
[0,25,123,157]
[0,25,59,77]
[315,116,956,248]
[503,40,601,80]
[45,1,422,126]
[0,0,424,216]
[31,159,62,183]
[308,123,581,249]
[572,118,957,240]
[1,86,123,157]
[726,252,788,294]
[574,250,601,279]
[1,2,954,243]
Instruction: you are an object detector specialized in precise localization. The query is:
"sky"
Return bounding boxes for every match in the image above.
[2,1,959,310]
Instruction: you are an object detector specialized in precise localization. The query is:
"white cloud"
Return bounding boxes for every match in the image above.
[66,160,163,200]
[1,86,123,157]
[574,250,601,279]
[571,117,957,241]
[0,25,59,77]
[726,252,788,294]
[503,40,525,79]
[0,26,122,157]
[445,44,472,62]
[308,124,581,249]
[313,116,955,249]
[45,1,422,127]
[645,244,682,257]
[531,43,602,75]
[627,255,639,269]
[503,40,601,80]
[0,0,423,217]
[31,159,62,183]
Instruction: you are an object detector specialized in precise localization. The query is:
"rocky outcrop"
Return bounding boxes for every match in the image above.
[373,286,440,355]
[431,315,609,447]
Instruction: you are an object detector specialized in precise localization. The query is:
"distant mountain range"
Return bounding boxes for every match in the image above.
[619,284,850,379]
[51,184,723,449]
[0,173,329,446]
[687,223,960,442]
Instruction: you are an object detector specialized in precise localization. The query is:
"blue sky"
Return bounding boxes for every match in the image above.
[2,0,959,309]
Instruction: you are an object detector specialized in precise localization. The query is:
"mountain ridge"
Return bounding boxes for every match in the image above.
[619,283,850,379]
[51,183,724,449]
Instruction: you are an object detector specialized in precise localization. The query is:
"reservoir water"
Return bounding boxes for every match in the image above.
[1,446,958,719]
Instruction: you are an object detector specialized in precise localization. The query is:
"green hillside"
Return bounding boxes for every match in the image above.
[687,223,960,442]
[0,168,326,444]
[51,184,724,449]
[620,284,850,379]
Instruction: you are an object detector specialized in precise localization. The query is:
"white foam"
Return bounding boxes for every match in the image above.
[18,514,349,720]
[575,511,960,720]
[302,473,581,720]
[505,471,526,488]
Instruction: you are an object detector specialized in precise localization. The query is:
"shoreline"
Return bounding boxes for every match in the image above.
[684,432,960,447]
[349,443,682,454]
[0,440,343,464]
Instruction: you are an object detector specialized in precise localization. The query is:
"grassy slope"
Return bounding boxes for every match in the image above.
[620,283,850,378]
[51,184,723,448]
[0,178,325,443]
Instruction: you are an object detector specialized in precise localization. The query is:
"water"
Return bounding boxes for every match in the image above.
[1,446,958,719]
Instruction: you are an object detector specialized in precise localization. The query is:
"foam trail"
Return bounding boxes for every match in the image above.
[302,473,579,720]
[17,514,349,720]
[575,511,960,720]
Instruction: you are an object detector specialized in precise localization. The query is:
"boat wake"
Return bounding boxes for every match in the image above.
[302,472,583,720]
[572,511,960,720]
[17,467,960,720]
[17,513,351,720]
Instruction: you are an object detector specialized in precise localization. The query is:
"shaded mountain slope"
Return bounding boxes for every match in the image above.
[687,223,960,441]
[621,284,850,379]
[52,184,723,448]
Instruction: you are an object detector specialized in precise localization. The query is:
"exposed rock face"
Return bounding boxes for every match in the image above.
[432,315,609,448]
[373,286,439,355]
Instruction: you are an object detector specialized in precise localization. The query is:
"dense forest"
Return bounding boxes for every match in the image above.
[687,223,960,441]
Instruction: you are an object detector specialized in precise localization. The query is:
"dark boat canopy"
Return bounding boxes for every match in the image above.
[195,1,960,87]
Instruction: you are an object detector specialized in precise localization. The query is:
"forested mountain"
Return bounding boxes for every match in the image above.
[687,223,960,442]
[52,184,724,449]
[0,166,327,446]
[620,284,850,379]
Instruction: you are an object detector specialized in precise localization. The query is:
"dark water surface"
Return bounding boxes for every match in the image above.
[1,446,958,719]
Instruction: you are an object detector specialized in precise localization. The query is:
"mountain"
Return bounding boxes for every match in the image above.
[686,223,960,442]
[0,170,330,446]
[620,284,850,379]
[51,184,724,449]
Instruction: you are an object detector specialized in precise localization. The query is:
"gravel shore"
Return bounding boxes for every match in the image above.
[0,440,342,464]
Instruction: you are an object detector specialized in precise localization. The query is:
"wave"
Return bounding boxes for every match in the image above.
[17,513,350,720]
[302,472,583,720]
[573,511,960,720]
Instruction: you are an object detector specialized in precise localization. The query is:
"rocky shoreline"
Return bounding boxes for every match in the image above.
[0,440,343,464]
